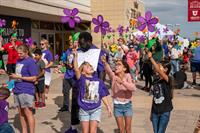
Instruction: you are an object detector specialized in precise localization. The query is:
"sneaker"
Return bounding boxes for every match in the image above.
[38,102,46,108]
[35,101,39,108]
[59,106,69,112]
[65,127,78,133]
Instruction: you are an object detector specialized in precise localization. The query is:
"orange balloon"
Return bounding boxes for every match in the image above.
[12,20,17,29]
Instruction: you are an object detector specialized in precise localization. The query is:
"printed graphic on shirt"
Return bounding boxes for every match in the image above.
[67,54,74,64]
[15,64,24,77]
[83,80,99,103]
[4,105,8,112]
[42,53,48,65]
[153,83,165,104]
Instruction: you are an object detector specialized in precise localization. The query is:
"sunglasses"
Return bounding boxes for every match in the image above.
[40,43,45,46]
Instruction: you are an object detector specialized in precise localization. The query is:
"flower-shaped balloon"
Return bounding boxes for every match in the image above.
[137,11,158,32]
[25,37,33,46]
[163,27,169,33]
[92,15,110,35]
[137,35,146,43]
[117,25,124,36]
[0,19,6,27]
[106,27,112,33]
[61,8,81,28]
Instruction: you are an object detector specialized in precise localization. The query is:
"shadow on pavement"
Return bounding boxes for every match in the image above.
[41,96,70,133]
[10,113,22,132]
[97,127,104,133]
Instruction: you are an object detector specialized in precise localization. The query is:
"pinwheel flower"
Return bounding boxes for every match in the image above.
[137,35,146,43]
[168,35,174,42]
[61,8,81,28]
[163,27,169,33]
[155,28,160,34]
[92,15,110,35]
[25,37,33,47]
[0,19,6,27]
[54,54,59,60]
[125,26,129,33]
[117,25,124,36]
[137,11,158,32]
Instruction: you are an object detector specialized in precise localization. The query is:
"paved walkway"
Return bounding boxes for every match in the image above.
[1,72,200,133]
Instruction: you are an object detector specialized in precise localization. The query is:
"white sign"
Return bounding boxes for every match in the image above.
[77,49,101,71]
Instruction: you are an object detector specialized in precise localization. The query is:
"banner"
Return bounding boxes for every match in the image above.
[188,0,200,22]
[0,15,31,43]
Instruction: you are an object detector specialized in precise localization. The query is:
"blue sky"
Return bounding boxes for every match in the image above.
[142,0,200,39]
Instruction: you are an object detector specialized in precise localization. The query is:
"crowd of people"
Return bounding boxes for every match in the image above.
[0,31,200,133]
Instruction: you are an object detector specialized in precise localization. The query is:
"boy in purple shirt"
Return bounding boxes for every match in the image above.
[0,87,14,133]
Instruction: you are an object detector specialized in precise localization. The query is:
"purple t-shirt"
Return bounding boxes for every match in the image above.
[42,49,53,72]
[77,75,109,111]
[14,57,38,95]
[0,100,8,126]
[64,48,75,79]
[192,46,200,62]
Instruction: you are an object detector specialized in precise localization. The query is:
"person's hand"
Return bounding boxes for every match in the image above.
[148,52,152,58]
[0,69,6,75]
[101,55,107,64]
[9,73,21,79]
[72,49,78,57]
[106,106,112,117]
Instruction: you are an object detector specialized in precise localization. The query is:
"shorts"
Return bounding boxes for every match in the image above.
[0,123,14,133]
[36,79,45,93]
[44,71,52,86]
[190,61,200,72]
[79,106,102,122]
[6,64,16,74]
[114,102,133,117]
[14,93,34,108]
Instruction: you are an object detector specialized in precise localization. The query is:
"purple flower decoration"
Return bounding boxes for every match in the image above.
[25,37,33,47]
[168,35,174,42]
[163,27,169,33]
[137,11,158,32]
[139,35,146,43]
[54,54,59,60]
[117,25,124,36]
[111,29,115,33]
[61,8,81,28]
[125,26,129,33]
[106,27,112,33]
[156,28,160,34]
[0,19,6,27]
[92,15,110,35]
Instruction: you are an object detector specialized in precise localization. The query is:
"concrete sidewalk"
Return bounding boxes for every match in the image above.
[1,73,200,133]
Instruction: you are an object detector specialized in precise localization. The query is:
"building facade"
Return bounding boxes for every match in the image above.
[91,0,145,46]
[0,0,91,55]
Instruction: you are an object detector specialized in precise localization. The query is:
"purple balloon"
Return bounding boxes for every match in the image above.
[0,19,6,27]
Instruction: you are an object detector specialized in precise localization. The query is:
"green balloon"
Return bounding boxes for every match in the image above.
[0,60,2,68]
[72,32,80,42]
[148,39,156,49]
[12,32,17,38]
[0,29,4,34]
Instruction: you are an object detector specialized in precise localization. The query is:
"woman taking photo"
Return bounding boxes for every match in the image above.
[10,44,38,133]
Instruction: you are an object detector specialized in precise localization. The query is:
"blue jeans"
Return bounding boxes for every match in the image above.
[151,112,171,133]
[0,123,15,133]
[171,59,180,75]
